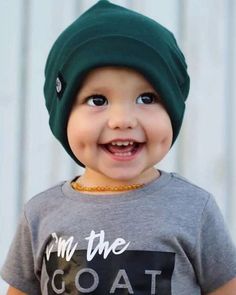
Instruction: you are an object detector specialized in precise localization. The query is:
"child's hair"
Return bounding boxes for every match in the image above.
[44,0,190,167]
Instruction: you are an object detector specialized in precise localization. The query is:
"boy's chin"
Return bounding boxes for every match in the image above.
[97,166,158,185]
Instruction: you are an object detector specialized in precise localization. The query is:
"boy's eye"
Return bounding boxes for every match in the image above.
[86,95,108,106]
[136,92,160,104]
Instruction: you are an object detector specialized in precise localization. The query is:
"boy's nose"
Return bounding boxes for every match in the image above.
[107,105,138,130]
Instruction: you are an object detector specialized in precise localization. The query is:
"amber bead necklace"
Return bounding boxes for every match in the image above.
[71,181,145,192]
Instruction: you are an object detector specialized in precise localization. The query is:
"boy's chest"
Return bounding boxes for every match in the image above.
[37,204,199,294]
[43,246,175,294]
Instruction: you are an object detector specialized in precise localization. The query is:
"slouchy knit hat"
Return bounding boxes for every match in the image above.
[44,0,190,166]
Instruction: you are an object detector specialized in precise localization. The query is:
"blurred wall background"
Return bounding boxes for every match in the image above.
[0,0,236,293]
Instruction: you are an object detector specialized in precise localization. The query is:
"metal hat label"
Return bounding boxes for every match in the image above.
[56,72,66,99]
[56,77,62,93]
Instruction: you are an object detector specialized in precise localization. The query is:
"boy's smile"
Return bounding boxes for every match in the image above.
[99,139,145,161]
[67,67,173,188]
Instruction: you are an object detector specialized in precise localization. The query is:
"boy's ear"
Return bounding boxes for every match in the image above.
[56,72,66,100]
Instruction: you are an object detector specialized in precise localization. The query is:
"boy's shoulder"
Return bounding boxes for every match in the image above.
[23,180,67,217]
[166,171,213,203]
[170,172,210,195]
[170,172,209,192]
[162,172,220,219]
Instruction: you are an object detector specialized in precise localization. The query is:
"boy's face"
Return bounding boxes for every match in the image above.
[67,67,173,184]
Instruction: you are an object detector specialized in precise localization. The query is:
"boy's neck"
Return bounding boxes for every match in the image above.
[75,167,160,194]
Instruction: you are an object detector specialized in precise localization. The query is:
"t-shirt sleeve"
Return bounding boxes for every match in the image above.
[0,212,41,294]
[193,194,236,293]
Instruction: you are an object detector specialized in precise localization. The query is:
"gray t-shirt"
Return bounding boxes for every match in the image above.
[1,171,236,294]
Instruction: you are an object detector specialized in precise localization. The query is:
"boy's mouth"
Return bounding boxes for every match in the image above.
[100,140,145,157]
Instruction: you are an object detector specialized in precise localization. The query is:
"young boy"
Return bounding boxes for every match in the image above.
[2,1,236,294]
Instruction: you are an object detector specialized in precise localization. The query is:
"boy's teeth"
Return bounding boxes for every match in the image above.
[104,141,140,155]
[111,141,134,146]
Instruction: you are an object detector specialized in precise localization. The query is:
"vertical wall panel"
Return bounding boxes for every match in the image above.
[23,0,82,201]
[181,0,229,211]
[224,0,236,237]
[0,1,22,292]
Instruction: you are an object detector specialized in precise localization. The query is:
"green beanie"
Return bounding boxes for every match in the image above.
[44,0,190,167]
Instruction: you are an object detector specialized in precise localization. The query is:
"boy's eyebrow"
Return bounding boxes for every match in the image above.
[79,86,110,94]
[78,84,158,96]
[76,87,111,100]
